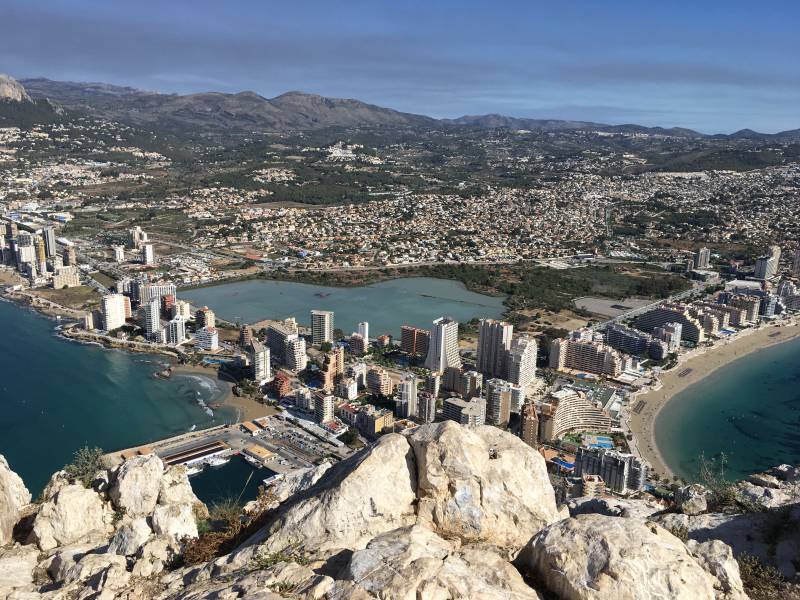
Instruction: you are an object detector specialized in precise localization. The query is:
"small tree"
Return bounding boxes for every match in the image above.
[64,446,105,487]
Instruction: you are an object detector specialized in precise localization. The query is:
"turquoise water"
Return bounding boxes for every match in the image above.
[656,336,800,481]
[0,299,236,496]
[181,277,507,337]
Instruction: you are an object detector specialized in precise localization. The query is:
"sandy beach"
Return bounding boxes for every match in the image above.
[629,320,800,478]
[170,363,278,422]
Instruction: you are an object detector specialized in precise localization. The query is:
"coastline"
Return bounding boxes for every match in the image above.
[628,320,800,479]
[169,364,279,422]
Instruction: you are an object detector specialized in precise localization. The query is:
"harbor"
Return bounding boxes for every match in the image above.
[106,413,354,493]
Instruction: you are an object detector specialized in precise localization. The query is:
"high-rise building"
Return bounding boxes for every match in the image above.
[794,246,800,278]
[575,448,648,494]
[395,373,418,419]
[400,325,430,356]
[425,317,461,372]
[754,245,781,280]
[266,320,298,363]
[314,394,335,424]
[484,378,512,427]
[652,322,683,352]
[506,336,538,387]
[239,326,253,348]
[142,244,156,266]
[366,367,392,397]
[172,299,193,320]
[128,226,148,249]
[113,245,125,263]
[138,282,177,305]
[101,294,128,331]
[476,319,513,378]
[635,303,706,344]
[165,316,186,345]
[549,337,624,377]
[693,247,711,269]
[195,306,216,329]
[425,371,442,398]
[311,310,334,345]
[357,321,369,342]
[417,391,436,423]
[62,245,76,267]
[442,397,486,426]
[249,340,271,384]
[194,327,219,351]
[520,402,539,448]
[43,227,57,258]
[138,299,162,339]
[348,362,367,388]
[284,336,307,371]
[349,333,368,355]
[538,388,612,441]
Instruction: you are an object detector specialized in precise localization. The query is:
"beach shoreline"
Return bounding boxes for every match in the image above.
[170,363,279,422]
[628,319,800,479]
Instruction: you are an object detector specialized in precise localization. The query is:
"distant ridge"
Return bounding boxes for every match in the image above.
[8,75,800,140]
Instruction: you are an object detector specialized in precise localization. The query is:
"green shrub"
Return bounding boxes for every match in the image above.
[63,446,105,488]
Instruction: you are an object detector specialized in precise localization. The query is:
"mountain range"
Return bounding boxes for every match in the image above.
[3,74,800,141]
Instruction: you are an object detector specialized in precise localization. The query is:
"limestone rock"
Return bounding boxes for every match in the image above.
[0,75,31,103]
[59,552,128,585]
[44,540,108,584]
[151,503,198,540]
[735,481,791,509]
[108,517,152,556]
[407,422,559,548]
[568,496,663,520]
[0,545,39,598]
[109,455,164,517]
[676,484,709,516]
[251,433,417,554]
[131,535,181,578]
[769,464,800,483]
[687,539,748,600]
[523,514,721,599]
[261,461,332,507]
[0,455,31,546]
[39,470,71,502]
[31,484,112,551]
[344,524,541,599]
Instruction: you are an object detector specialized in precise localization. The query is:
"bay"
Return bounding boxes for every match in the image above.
[0,299,235,496]
[656,336,800,481]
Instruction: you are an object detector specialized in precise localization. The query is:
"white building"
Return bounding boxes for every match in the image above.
[506,336,538,387]
[395,372,418,419]
[314,394,335,424]
[418,392,437,423]
[357,321,369,342]
[311,309,334,345]
[101,294,128,332]
[425,317,461,372]
[143,243,156,266]
[166,315,186,345]
[285,336,307,371]
[138,299,162,339]
[195,327,219,351]
[249,340,271,384]
[113,245,125,263]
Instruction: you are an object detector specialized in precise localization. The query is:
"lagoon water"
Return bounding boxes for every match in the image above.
[656,336,800,481]
[0,299,235,496]
[181,277,506,337]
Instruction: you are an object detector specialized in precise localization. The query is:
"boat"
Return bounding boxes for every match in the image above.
[207,456,230,468]
[186,465,205,477]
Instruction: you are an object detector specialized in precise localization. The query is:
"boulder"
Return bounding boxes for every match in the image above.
[0,545,39,598]
[769,464,800,483]
[39,470,71,502]
[44,541,106,583]
[735,481,792,509]
[407,422,559,548]
[251,433,417,554]
[59,552,128,585]
[568,496,662,520]
[151,503,198,540]
[676,484,709,516]
[746,472,782,490]
[31,484,112,551]
[131,535,181,578]
[108,517,152,556]
[344,524,541,599]
[523,514,721,599]
[0,455,31,546]
[109,454,164,517]
[687,539,747,600]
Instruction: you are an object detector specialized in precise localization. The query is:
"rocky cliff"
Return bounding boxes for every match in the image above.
[0,421,797,599]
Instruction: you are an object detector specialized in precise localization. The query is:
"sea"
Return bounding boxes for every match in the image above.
[181,276,506,337]
[0,298,236,497]
[656,335,800,481]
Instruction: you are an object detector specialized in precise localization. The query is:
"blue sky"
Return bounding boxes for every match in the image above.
[2,0,799,133]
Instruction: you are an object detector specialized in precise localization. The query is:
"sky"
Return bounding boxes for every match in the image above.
[2,0,799,133]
